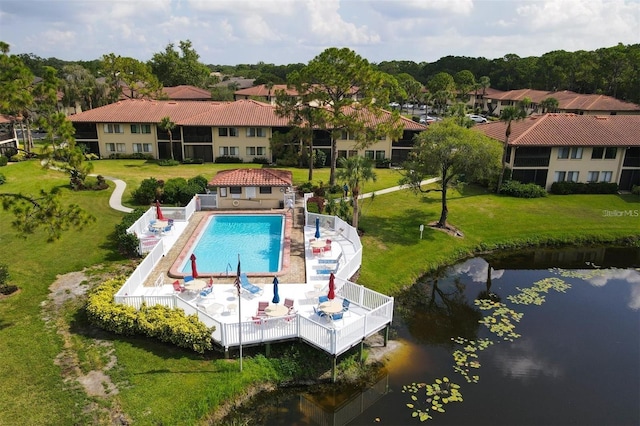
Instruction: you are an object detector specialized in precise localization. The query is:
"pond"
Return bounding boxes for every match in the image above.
[227,246,640,425]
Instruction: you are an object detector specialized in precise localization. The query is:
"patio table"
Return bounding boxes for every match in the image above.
[185,279,207,292]
[264,304,288,317]
[319,300,342,314]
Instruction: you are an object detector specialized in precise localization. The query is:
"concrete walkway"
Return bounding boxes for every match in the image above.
[101,176,440,214]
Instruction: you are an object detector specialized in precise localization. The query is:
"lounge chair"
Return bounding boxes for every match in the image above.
[184,275,194,283]
[252,316,264,326]
[311,246,322,257]
[318,295,329,304]
[199,286,213,298]
[240,273,263,295]
[323,239,332,255]
[318,252,343,265]
[315,262,340,275]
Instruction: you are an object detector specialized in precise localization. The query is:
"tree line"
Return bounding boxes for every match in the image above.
[10,42,640,108]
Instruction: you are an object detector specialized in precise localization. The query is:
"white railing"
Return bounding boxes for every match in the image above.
[114,241,165,300]
[113,194,393,356]
[198,193,217,210]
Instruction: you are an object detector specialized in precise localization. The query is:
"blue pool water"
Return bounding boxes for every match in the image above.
[180,214,284,274]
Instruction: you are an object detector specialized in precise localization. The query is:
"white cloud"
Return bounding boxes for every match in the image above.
[451,257,505,284]
[493,339,563,380]
[306,0,380,44]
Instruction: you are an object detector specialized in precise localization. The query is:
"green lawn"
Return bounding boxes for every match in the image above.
[0,159,638,424]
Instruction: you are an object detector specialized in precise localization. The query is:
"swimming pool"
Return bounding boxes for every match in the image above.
[178,214,284,275]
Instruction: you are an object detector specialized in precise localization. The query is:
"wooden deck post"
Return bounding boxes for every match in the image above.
[383,325,389,347]
[332,356,337,383]
[359,341,365,365]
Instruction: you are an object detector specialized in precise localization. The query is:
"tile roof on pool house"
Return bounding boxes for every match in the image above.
[209,168,293,187]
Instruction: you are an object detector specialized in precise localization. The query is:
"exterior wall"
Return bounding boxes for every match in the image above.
[216,185,285,209]
[544,146,626,190]
[99,123,158,158]
[335,137,392,159]
[213,126,272,162]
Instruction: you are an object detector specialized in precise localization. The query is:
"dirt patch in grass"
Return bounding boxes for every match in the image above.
[44,267,131,424]
[428,221,464,238]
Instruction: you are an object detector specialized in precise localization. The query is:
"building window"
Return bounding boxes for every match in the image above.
[104,124,123,134]
[567,171,579,182]
[229,186,242,194]
[604,148,617,159]
[570,147,583,159]
[246,147,256,156]
[587,171,599,182]
[218,127,238,137]
[106,143,115,152]
[246,128,266,137]
[259,187,272,194]
[133,143,152,153]
[557,147,570,159]
[364,150,374,159]
[591,147,604,159]
[219,147,239,156]
[554,171,566,182]
[219,187,227,197]
[130,124,151,134]
[375,150,385,160]
[340,130,356,140]
[601,171,612,182]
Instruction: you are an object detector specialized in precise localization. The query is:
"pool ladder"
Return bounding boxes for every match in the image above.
[225,262,233,276]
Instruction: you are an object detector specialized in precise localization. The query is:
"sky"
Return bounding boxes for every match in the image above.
[0,0,638,66]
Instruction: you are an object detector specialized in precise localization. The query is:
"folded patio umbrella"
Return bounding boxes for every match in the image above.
[272,276,280,304]
[328,273,335,300]
[190,253,199,278]
[315,217,320,239]
[155,200,165,221]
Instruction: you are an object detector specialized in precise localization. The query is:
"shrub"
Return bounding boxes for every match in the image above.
[313,150,326,168]
[3,147,18,159]
[163,177,203,205]
[0,173,5,185]
[252,157,270,164]
[550,181,618,195]
[188,175,209,193]
[114,208,145,257]
[297,181,314,194]
[631,185,640,196]
[182,158,204,164]
[0,155,8,166]
[108,153,153,160]
[500,180,547,198]
[132,177,163,205]
[86,277,214,353]
[215,155,242,163]
[158,159,180,167]
[375,158,391,169]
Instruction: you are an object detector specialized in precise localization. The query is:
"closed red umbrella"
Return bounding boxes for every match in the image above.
[328,273,335,300]
[155,200,165,221]
[190,253,199,278]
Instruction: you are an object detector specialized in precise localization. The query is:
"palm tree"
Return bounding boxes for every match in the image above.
[497,106,527,192]
[336,156,377,230]
[540,97,559,113]
[159,116,176,160]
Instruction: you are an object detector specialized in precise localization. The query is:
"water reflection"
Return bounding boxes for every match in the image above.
[239,247,640,426]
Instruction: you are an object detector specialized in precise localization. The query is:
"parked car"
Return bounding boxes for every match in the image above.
[466,114,488,123]
[419,115,440,124]
[388,102,400,108]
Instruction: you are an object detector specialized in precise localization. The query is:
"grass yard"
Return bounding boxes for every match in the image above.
[0,159,638,424]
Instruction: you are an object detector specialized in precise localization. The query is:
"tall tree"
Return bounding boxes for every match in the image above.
[395,73,421,113]
[61,64,98,111]
[454,70,476,102]
[427,72,455,115]
[39,112,94,190]
[540,97,559,113]
[159,116,176,160]
[149,40,214,88]
[336,156,377,230]
[285,47,403,186]
[100,53,162,102]
[496,106,527,191]
[400,120,501,228]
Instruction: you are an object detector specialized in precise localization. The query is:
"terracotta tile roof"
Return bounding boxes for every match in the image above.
[0,114,15,124]
[475,113,640,147]
[68,99,221,124]
[68,99,426,131]
[162,85,212,100]
[486,88,640,111]
[181,99,291,127]
[209,168,292,187]
[234,84,298,97]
